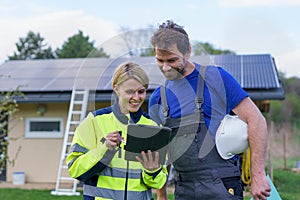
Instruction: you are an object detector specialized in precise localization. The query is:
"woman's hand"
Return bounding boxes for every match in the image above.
[105,131,122,150]
[136,150,160,171]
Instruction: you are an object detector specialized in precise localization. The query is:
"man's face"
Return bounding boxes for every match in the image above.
[154,44,189,80]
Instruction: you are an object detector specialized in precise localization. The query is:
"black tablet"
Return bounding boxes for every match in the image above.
[124,124,172,164]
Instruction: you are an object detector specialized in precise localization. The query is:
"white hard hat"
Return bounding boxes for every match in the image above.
[215,114,248,159]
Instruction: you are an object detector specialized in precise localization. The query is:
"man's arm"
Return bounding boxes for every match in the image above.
[233,97,271,200]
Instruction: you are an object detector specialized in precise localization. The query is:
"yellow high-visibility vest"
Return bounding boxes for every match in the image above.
[66,105,168,200]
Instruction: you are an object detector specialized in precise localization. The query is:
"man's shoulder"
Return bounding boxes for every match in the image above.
[204,65,235,83]
[150,86,162,99]
[193,63,224,79]
[205,64,224,74]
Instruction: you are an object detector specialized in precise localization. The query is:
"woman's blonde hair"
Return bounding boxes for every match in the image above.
[112,62,149,89]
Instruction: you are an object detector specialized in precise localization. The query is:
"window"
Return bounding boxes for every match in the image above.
[25,118,63,138]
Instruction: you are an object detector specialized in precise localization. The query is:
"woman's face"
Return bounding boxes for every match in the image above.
[114,78,146,114]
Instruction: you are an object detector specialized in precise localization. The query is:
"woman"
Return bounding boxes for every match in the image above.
[66,62,168,200]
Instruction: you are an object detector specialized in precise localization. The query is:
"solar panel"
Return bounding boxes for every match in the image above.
[0,54,281,92]
[193,54,280,89]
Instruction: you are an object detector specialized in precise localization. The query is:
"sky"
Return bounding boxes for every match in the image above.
[1,0,300,77]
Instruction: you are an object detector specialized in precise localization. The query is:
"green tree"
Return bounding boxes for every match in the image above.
[284,77,300,97]
[56,30,109,58]
[192,41,235,55]
[268,75,300,128]
[8,31,55,60]
[285,93,300,124]
[119,26,154,57]
[268,100,284,124]
[140,48,155,57]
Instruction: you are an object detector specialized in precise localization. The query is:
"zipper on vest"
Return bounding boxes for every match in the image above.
[118,148,122,158]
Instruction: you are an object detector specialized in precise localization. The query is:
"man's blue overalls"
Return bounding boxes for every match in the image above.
[160,66,244,200]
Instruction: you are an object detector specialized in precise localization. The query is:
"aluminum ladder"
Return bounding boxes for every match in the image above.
[51,88,89,196]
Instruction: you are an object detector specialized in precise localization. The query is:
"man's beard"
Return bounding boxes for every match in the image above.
[177,66,186,75]
[162,66,186,80]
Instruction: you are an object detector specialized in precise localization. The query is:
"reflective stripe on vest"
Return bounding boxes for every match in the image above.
[67,143,116,170]
[96,166,147,191]
[67,143,89,168]
[83,184,152,200]
[99,166,142,179]
[70,143,89,154]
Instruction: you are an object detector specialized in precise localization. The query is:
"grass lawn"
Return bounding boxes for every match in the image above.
[0,169,299,199]
[272,169,300,200]
[0,188,83,200]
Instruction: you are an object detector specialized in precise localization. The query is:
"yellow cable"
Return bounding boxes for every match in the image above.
[241,148,251,185]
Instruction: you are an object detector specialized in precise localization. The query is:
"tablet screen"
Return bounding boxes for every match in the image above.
[124,124,172,164]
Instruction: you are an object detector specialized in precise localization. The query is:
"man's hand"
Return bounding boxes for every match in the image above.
[251,174,271,200]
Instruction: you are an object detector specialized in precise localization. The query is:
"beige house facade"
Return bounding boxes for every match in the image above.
[7,102,68,183]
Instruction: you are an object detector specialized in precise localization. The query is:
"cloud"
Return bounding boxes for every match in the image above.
[218,0,300,7]
[185,3,200,10]
[219,15,294,54]
[0,10,119,63]
[0,5,15,13]
[275,49,300,78]
[214,14,300,78]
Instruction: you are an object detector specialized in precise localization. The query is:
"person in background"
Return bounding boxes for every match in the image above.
[148,20,271,200]
[67,62,168,200]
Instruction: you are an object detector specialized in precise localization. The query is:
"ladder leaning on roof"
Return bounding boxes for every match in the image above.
[51,88,89,196]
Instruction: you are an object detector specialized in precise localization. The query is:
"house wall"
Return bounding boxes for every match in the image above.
[7,102,68,183]
[7,101,110,183]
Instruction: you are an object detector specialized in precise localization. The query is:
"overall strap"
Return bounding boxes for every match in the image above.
[194,65,207,123]
[194,65,216,159]
[160,82,169,118]
[160,65,207,119]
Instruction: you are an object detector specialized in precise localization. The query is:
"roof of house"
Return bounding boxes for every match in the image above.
[0,54,285,102]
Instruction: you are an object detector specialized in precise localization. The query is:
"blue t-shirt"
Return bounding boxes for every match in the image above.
[148,63,248,138]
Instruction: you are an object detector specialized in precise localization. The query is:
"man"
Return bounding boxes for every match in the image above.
[148,20,271,200]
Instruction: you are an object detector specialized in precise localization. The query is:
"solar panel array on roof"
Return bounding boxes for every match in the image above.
[199,54,280,89]
[0,54,281,92]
